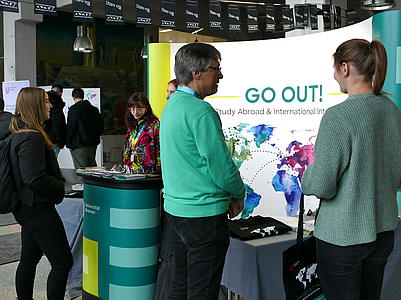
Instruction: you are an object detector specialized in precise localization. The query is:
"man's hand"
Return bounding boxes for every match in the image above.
[229,198,244,219]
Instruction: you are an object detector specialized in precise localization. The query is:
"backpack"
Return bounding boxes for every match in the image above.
[0,133,20,213]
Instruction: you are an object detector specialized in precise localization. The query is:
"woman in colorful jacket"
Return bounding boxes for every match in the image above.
[123,92,160,174]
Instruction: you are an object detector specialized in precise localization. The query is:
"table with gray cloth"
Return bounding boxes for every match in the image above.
[56,197,84,300]
[221,220,401,300]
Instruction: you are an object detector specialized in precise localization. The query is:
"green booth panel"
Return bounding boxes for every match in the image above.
[82,177,162,300]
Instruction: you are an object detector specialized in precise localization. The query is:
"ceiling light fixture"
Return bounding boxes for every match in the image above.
[191,28,204,35]
[361,0,395,10]
[73,24,93,53]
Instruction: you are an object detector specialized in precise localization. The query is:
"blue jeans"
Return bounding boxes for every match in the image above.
[165,212,230,300]
[316,231,394,300]
[54,143,60,158]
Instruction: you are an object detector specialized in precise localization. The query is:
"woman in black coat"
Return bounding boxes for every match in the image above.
[10,87,73,300]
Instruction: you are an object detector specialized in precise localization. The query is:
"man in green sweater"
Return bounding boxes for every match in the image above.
[159,43,245,299]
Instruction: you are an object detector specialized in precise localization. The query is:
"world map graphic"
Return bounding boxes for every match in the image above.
[224,123,316,218]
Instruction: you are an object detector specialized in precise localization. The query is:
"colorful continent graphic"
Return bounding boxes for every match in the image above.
[225,124,315,218]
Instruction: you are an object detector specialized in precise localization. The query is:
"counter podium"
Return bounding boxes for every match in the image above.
[81,175,163,300]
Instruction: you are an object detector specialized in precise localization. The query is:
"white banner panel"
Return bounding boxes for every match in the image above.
[2,80,30,113]
[169,19,372,218]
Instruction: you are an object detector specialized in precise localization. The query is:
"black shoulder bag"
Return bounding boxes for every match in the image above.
[282,194,325,300]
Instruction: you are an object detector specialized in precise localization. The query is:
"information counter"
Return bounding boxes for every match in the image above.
[81,175,163,300]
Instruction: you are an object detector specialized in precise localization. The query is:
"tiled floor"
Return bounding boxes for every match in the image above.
[0,223,81,300]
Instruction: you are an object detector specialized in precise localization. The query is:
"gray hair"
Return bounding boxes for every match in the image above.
[174,43,221,86]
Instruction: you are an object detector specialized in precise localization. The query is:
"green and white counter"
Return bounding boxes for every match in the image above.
[81,175,163,300]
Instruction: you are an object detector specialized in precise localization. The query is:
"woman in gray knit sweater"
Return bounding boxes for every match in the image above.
[302,39,401,300]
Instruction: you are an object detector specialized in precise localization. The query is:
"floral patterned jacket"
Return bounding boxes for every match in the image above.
[123,118,160,174]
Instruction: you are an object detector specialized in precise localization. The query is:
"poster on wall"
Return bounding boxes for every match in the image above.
[2,80,30,113]
[167,19,372,218]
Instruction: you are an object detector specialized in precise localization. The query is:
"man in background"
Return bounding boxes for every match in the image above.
[66,88,103,179]
[0,98,13,136]
[45,84,67,157]
[159,43,245,299]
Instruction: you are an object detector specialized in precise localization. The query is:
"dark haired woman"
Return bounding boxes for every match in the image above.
[302,39,401,300]
[9,87,73,300]
[123,92,160,174]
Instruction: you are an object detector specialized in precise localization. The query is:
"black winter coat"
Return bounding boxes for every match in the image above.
[44,91,67,149]
[0,111,13,140]
[66,100,104,150]
[9,118,64,207]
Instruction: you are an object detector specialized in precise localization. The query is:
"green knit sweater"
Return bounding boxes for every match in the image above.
[160,90,245,218]
[302,93,401,246]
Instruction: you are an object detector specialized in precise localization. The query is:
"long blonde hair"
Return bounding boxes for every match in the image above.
[10,87,54,149]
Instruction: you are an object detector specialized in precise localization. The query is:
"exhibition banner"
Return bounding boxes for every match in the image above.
[294,4,304,29]
[310,5,318,30]
[228,4,241,32]
[72,0,93,22]
[265,4,275,32]
[282,5,294,32]
[164,19,372,218]
[323,4,331,30]
[2,80,30,113]
[135,0,151,26]
[185,0,200,30]
[209,0,222,30]
[303,4,310,27]
[0,0,18,12]
[105,0,124,25]
[247,5,259,33]
[161,0,176,29]
[335,6,342,29]
[34,0,56,15]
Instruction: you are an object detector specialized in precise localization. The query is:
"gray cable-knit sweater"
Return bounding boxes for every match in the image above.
[302,93,401,246]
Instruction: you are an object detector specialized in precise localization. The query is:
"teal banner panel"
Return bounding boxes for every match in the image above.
[372,10,401,109]
[372,10,401,213]
[83,182,160,300]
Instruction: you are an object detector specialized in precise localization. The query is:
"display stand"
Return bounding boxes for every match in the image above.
[81,175,163,300]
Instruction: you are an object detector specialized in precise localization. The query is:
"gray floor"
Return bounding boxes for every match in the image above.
[0,223,81,300]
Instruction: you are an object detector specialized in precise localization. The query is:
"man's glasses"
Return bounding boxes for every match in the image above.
[209,65,222,73]
[129,107,144,112]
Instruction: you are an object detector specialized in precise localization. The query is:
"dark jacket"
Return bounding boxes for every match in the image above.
[8,118,64,207]
[0,111,13,140]
[44,90,67,148]
[66,100,104,150]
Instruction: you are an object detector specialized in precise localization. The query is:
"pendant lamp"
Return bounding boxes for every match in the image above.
[73,24,93,53]
[361,0,395,10]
